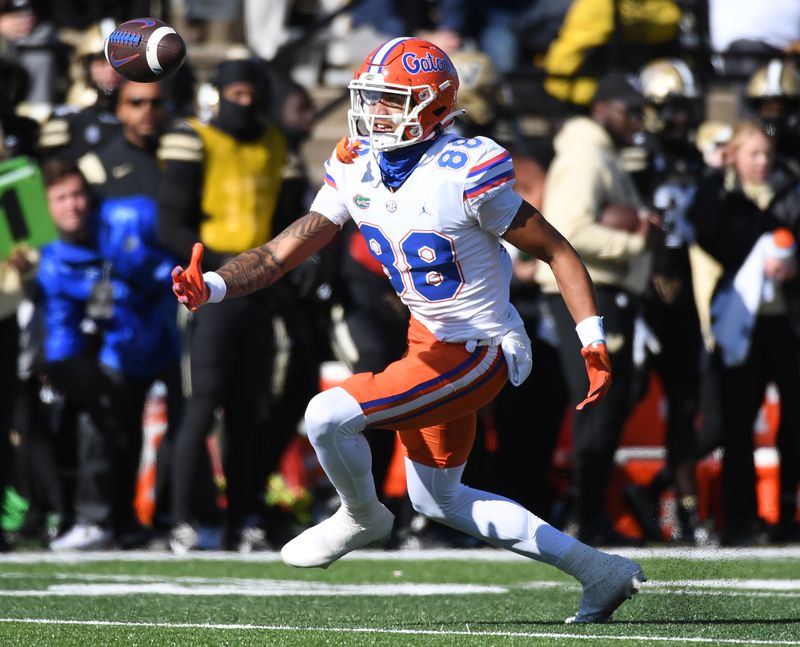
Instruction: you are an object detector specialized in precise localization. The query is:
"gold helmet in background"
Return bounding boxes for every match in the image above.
[75,19,115,61]
[747,59,800,101]
[639,58,701,133]
[640,58,699,104]
[66,18,118,107]
[450,50,499,127]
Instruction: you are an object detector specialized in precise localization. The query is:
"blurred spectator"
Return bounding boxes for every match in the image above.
[0,0,63,108]
[536,72,663,546]
[688,121,800,546]
[46,1,152,32]
[446,60,568,521]
[257,73,335,545]
[709,0,800,81]
[38,159,179,551]
[0,246,38,552]
[542,0,681,106]
[39,19,121,161]
[0,55,39,158]
[267,74,317,230]
[491,247,568,522]
[157,57,287,552]
[623,58,706,544]
[421,0,572,74]
[243,0,304,62]
[449,50,500,137]
[76,78,183,544]
[78,79,168,199]
[745,59,800,177]
[338,0,570,75]
[178,0,240,44]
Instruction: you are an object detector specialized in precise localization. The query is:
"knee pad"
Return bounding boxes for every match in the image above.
[304,386,366,445]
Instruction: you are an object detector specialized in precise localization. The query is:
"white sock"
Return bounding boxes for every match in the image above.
[404,458,577,566]
[304,387,380,518]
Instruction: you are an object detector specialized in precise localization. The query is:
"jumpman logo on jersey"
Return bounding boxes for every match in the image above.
[419,204,432,218]
[361,161,376,185]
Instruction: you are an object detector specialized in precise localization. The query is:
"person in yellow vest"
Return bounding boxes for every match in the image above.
[156,56,287,552]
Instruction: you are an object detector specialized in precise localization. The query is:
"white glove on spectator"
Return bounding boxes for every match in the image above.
[633,315,661,369]
[501,327,533,386]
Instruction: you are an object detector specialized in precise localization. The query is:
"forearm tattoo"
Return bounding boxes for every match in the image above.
[217,213,331,299]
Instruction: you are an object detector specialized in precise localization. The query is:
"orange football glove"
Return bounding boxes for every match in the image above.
[335,136,362,164]
[172,242,209,311]
[576,342,612,410]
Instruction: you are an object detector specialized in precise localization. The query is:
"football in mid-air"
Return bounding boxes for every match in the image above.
[599,204,641,232]
[104,18,186,82]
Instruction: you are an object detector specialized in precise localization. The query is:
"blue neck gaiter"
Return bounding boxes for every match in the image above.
[378,137,437,190]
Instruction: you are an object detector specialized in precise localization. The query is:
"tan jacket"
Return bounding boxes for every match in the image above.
[537,116,651,295]
[0,247,39,321]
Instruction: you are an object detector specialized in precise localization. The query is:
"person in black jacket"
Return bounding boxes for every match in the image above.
[157,57,287,552]
[0,55,38,158]
[38,21,120,161]
[623,58,706,544]
[688,120,800,546]
[74,77,183,547]
[77,79,166,199]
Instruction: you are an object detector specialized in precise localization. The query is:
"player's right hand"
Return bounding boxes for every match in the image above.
[335,136,362,164]
[576,342,612,410]
[172,242,209,311]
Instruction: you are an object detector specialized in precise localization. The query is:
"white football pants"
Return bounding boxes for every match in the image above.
[304,386,577,566]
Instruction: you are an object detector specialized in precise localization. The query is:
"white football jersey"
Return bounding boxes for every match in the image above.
[310,133,524,343]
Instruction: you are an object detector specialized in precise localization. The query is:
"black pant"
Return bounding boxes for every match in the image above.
[45,355,181,536]
[643,298,702,496]
[172,292,273,535]
[546,286,637,536]
[0,316,19,500]
[16,381,78,530]
[719,315,800,536]
[491,326,568,519]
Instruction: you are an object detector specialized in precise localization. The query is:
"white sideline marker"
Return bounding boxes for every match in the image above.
[0,618,799,645]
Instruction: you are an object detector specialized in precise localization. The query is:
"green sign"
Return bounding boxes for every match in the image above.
[0,156,57,260]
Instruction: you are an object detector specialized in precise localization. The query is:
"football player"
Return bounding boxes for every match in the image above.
[172,37,645,623]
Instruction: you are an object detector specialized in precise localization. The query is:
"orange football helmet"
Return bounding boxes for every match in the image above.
[348,37,461,151]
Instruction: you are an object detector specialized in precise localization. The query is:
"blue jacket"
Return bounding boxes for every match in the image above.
[38,195,180,378]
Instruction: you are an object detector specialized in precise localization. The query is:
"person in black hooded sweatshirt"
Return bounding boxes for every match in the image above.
[156,57,287,552]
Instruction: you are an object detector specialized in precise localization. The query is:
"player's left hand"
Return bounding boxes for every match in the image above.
[576,342,611,410]
[172,242,209,311]
[501,328,533,386]
[335,136,362,164]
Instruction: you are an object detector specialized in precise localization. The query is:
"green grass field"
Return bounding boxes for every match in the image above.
[1,547,799,646]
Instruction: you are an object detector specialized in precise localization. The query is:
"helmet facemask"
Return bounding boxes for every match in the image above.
[348,72,445,152]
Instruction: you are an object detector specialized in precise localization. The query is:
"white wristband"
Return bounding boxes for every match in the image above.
[575,315,605,348]
[203,271,227,303]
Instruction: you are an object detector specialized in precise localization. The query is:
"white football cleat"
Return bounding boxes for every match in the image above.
[281,503,394,569]
[49,523,113,552]
[565,554,646,624]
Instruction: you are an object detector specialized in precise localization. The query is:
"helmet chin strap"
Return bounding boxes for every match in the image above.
[440,108,467,128]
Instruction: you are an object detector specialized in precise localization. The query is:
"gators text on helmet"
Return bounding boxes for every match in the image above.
[348,37,461,152]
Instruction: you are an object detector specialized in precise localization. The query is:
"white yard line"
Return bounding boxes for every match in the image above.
[0,581,507,597]
[0,618,798,645]
[2,574,800,598]
[3,546,800,564]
